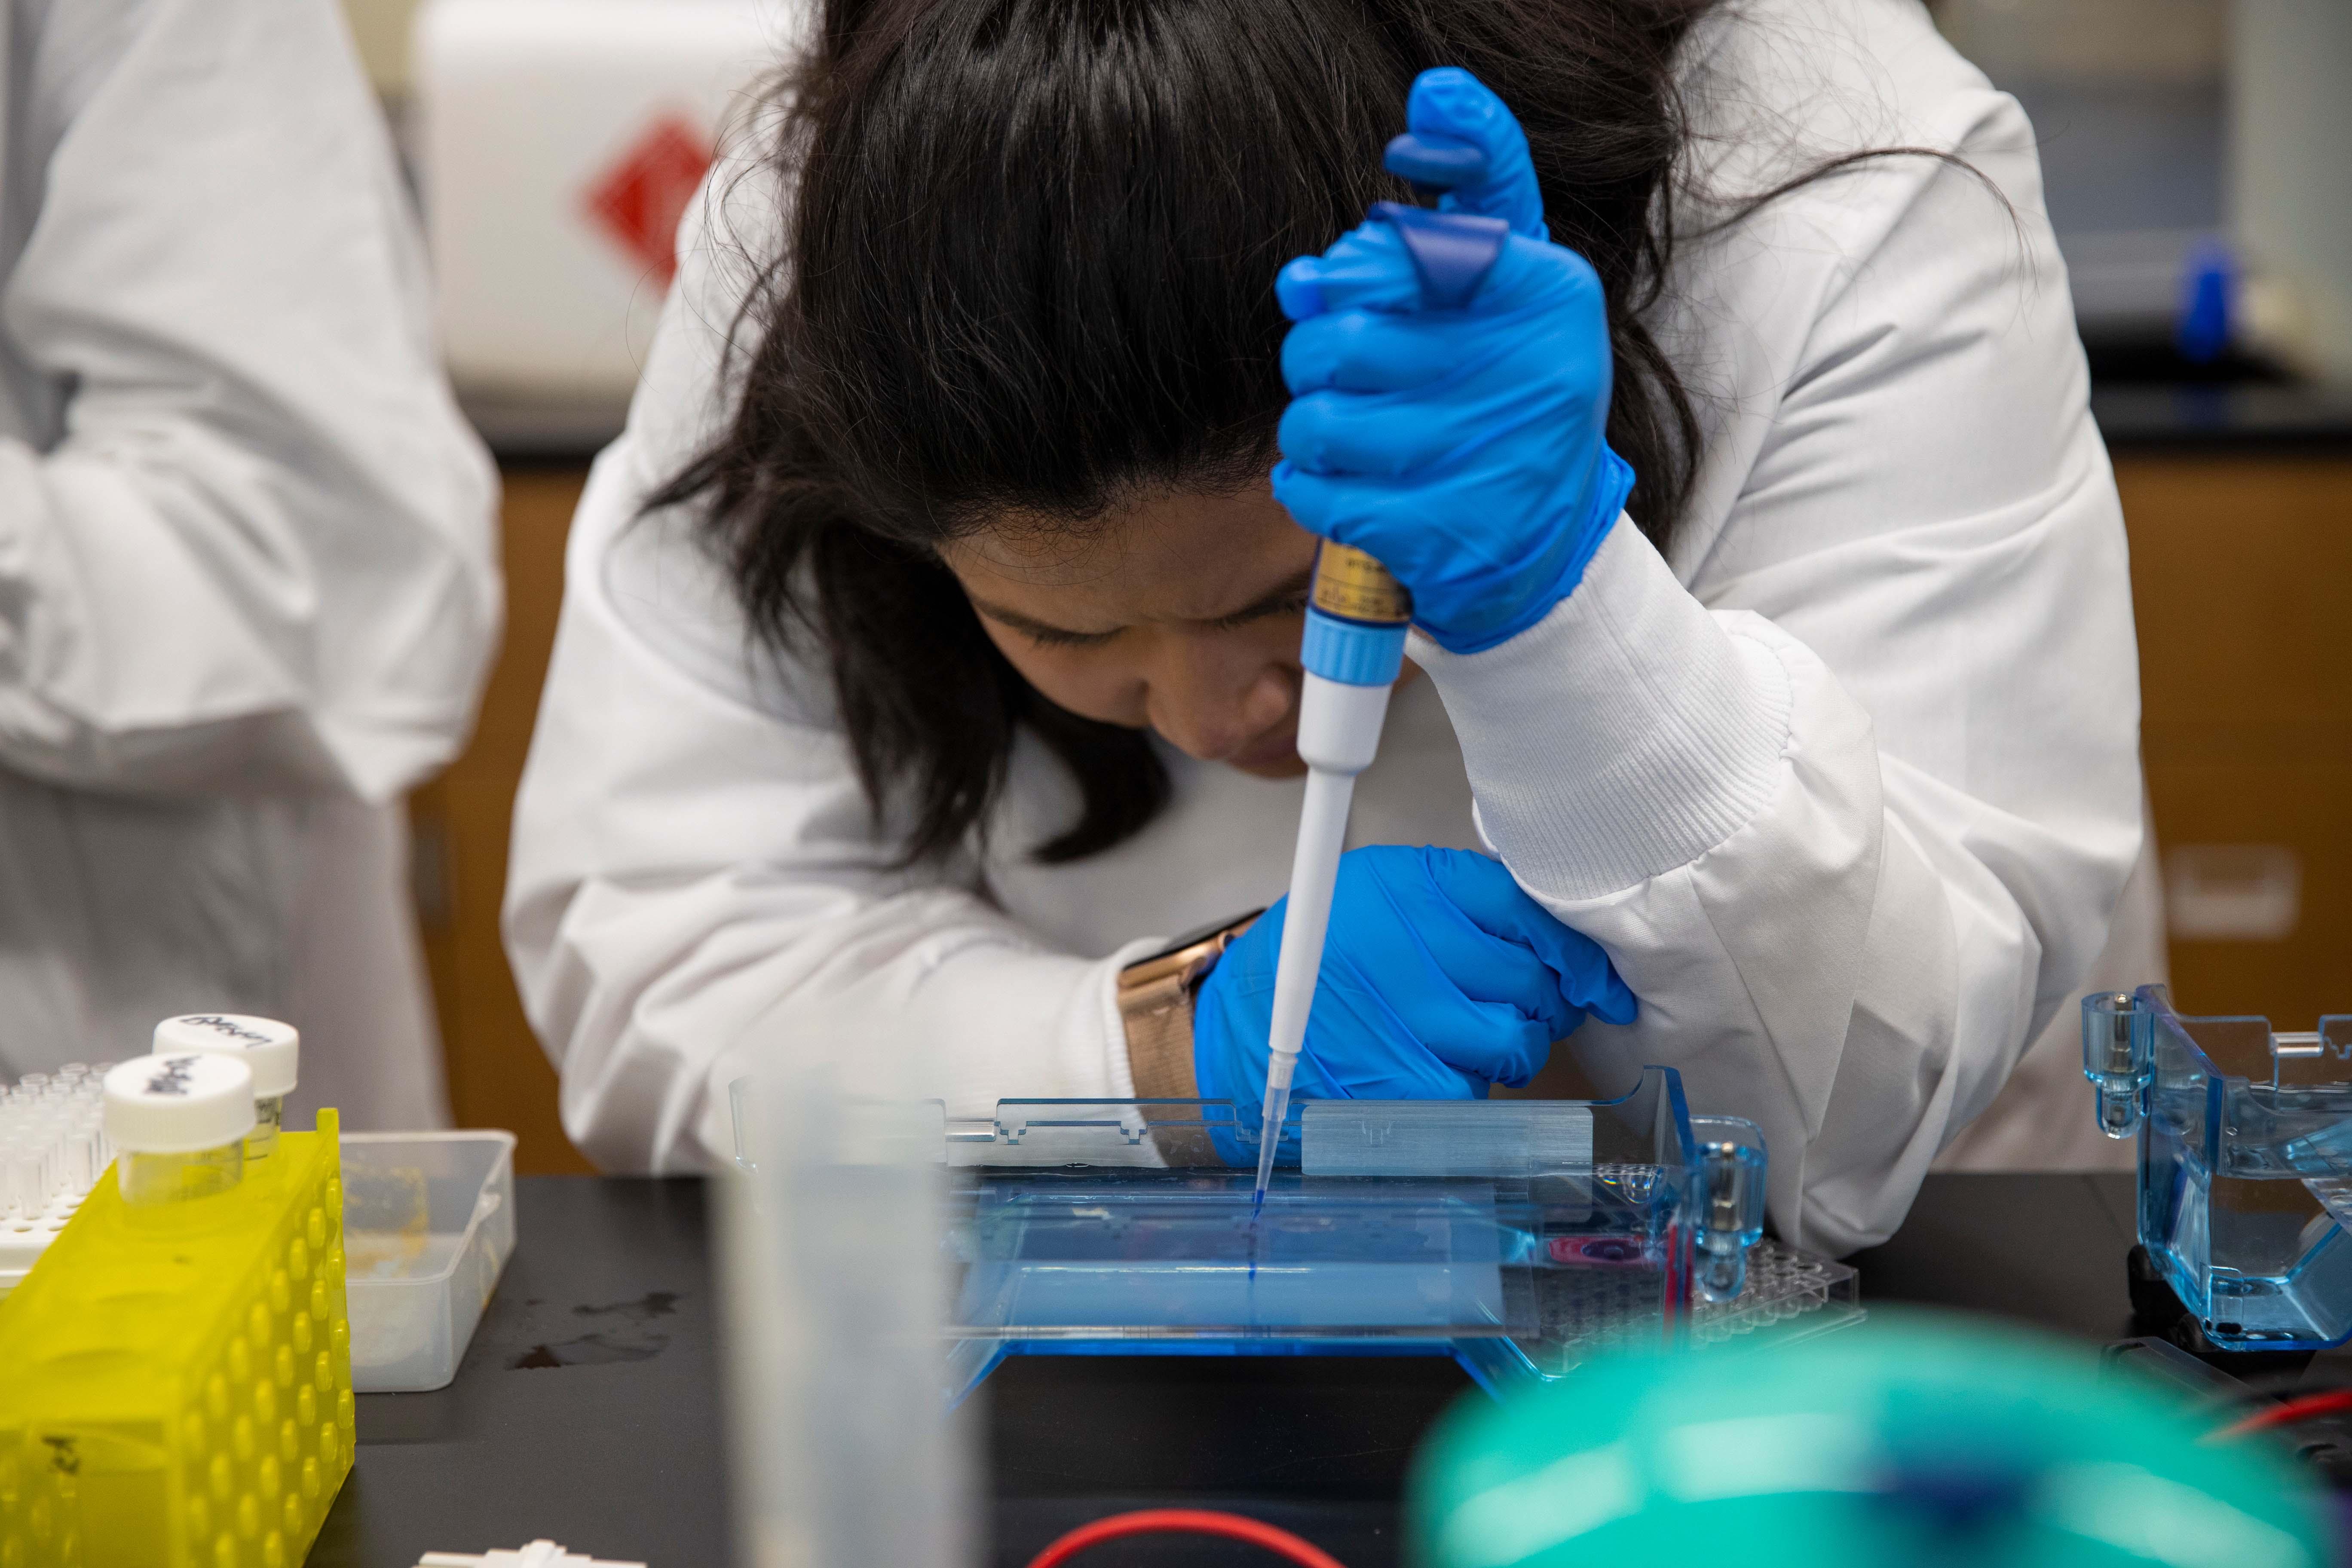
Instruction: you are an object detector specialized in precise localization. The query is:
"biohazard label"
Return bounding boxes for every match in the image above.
[582,113,713,285]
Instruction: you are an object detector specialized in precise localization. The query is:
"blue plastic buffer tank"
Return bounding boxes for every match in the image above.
[2085,986,2352,1351]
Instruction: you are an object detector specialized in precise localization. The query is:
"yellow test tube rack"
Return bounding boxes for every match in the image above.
[0,1110,353,1567]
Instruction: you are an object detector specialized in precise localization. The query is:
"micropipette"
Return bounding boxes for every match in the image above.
[1250,539,1412,1205]
[1252,142,1514,1208]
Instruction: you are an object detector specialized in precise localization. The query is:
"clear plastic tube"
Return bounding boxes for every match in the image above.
[0,1064,108,1220]
[4,1137,37,1219]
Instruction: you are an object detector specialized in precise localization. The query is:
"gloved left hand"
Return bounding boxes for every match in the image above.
[1271,68,1635,655]
[1191,845,1636,1165]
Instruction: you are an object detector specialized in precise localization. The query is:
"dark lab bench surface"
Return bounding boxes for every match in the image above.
[306,1173,2138,1568]
[2094,381,2352,451]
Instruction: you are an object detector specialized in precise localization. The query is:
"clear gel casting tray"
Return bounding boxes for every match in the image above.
[342,1130,517,1391]
[737,1067,1859,1403]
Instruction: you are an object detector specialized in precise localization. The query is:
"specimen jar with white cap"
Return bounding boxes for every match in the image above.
[152,1014,299,1160]
[102,1053,258,1208]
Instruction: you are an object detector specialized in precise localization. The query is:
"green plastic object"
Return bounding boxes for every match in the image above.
[1408,1311,2334,1568]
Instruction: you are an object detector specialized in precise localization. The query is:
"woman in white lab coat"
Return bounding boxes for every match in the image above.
[0,0,500,1126]
[507,0,2155,1253]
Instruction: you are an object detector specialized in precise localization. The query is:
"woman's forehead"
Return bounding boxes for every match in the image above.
[943,486,1314,622]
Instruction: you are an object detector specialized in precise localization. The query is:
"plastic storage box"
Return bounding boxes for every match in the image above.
[2086,985,2352,1351]
[343,1131,517,1393]
[733,1068,1861,1404]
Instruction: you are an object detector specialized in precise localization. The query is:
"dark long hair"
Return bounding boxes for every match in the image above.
[660,0,1719,864]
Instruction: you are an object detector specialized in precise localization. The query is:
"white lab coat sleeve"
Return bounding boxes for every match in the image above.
[0,0,499,800]
[504,165,1145,1175]
[1409,48,2142,1255]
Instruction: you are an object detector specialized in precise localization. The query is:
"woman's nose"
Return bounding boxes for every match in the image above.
[1144,646,1296,763]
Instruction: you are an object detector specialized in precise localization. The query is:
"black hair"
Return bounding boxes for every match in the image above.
[660,0,1724,865]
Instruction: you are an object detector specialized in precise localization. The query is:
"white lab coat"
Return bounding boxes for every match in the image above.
[507,0,2156,1252]
[0,0,500,1128]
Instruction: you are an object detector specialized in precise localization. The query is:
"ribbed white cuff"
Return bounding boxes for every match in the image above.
[1409,520,1793,900]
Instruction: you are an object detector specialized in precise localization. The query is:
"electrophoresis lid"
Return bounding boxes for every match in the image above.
[2086,986,2352,1353]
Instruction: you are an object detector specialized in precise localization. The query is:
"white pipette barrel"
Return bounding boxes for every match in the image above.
[1253,548,1408,1205]
[1252,758,1367,1197]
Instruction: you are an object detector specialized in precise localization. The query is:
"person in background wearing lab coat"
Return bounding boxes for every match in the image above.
[0,0,500,1128]
[508,0,2158,1253]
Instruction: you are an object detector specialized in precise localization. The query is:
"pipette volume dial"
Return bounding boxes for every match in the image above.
[1310,543,1410,624]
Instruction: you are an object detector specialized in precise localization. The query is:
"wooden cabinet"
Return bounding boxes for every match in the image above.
[2119,454,2352,1028]
[410,466,594,1174]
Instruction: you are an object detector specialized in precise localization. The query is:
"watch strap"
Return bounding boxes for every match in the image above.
[1116,910,1259,1164]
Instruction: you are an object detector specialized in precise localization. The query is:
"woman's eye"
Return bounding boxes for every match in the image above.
[1206,594,1311,631]
[1026,625,1121,649]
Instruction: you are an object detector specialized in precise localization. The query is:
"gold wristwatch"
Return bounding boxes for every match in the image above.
[1115,909,1262,1101]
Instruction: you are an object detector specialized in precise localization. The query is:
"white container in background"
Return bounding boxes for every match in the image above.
[343,1130,518,1392]
[2233,3,2352,380]
[412,0,796,430]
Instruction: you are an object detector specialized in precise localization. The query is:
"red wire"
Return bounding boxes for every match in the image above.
[1024,1509,1350,1568]
[2213,1387,2352,1439]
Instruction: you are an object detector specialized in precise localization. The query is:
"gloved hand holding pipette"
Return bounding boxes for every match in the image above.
[1230,70,1639,1191]
[1274,69,1635,655]
[1193,846,1634,1166]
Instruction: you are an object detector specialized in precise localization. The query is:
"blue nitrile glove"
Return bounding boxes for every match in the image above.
[1271,69,1635,656]
[1385,65,1549,241]
[1191,845,1636,1166]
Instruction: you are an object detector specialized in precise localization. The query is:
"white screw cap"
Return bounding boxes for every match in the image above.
[153,1014,300,1097]
[104,1054,257,1155]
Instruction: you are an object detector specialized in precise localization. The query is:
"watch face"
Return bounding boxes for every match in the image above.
[1138,909,1266,968]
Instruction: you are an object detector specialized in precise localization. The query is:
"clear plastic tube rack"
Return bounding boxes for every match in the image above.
[0,1063,116,1297]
